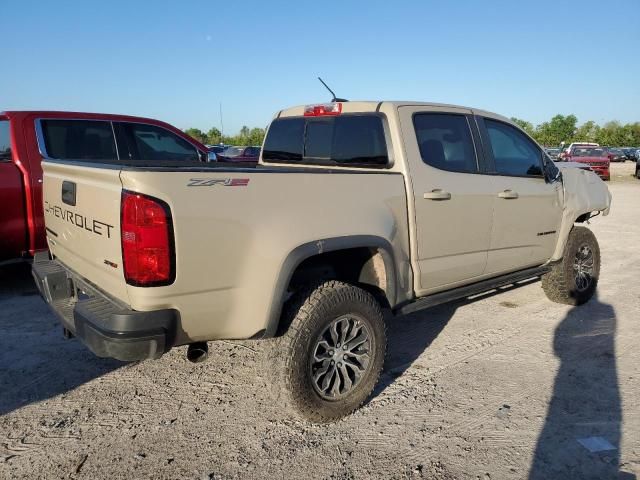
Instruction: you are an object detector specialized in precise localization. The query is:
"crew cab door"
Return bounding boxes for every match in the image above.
[398,106,494,295]
[476,115,562,274]
[0,118,28,260]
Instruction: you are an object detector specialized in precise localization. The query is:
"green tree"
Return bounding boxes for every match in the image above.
[596,121,625,146]
[247,127,266,146]
[207,127,222,145]
[536,114,578,146]
[184,128,207,144]
[574,120,600,143]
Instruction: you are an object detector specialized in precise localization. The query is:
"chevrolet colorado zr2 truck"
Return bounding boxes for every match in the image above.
[33,101,611,422]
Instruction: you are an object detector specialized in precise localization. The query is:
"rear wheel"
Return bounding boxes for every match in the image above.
[271,281,386,423]
[542,226,600,305]
[636,165,640,179]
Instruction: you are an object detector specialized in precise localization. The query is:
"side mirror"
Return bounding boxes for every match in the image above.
[542,152,561,183]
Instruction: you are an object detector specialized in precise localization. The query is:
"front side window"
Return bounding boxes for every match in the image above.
[118,123,198,162]
[413,113,478,173]
[484,119,543,176]
[0,120,11,161]
[263,115,388,167]
[40,120,117,161]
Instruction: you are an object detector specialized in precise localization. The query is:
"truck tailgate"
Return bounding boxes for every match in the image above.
[42,162,128,303]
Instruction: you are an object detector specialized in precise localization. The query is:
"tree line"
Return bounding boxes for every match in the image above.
[185,115,640,148]
[184,126,266,147]
[510,115,640,147]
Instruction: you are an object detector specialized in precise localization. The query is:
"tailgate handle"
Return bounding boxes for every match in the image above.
[62,181,77,206]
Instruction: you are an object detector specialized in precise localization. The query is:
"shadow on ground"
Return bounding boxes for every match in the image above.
[0,262,123,416]
[529,293,635,479]
[373,278,539,397]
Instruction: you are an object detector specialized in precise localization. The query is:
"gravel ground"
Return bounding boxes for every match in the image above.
[1,162,639,480]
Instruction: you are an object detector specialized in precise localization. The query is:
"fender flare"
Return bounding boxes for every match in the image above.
[263,235,399,338]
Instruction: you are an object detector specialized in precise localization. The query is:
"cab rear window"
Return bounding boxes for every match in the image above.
[263,115,388,167]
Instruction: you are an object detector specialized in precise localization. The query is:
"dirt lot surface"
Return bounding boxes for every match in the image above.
[1,163,639,479]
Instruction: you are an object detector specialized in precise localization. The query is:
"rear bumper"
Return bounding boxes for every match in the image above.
[32,252,178,361]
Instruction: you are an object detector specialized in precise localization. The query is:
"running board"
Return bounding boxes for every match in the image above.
[396,265,551,316]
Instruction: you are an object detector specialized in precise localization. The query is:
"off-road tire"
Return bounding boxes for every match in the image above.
[542,226,600,305]
[636,165,640,179]
[270,281,386,423]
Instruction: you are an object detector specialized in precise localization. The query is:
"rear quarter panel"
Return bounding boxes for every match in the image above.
[119,170,410,344]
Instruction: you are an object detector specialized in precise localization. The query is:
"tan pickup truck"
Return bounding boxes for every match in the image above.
[33,101,611,422]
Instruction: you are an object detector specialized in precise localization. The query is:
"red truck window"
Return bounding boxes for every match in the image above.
[40,120,117,161]
[0,120,11,161]
[115,123,199,162]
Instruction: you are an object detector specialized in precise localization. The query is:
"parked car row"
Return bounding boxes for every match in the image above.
[206,144,261,162]
[545,143,639,163]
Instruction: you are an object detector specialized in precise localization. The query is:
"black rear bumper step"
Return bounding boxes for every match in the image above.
[32,251,178,361]
[396,265,551,316]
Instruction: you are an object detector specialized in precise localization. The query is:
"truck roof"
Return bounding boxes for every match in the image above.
[276,101,512,123]
[1,110,172,124]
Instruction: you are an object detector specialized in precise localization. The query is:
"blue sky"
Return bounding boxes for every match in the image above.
[2,0,639,134]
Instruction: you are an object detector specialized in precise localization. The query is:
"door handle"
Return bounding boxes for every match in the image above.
[498,189,519,199]
[423,189,451,201]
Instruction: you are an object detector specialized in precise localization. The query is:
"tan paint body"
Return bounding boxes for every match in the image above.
[42,101,611,345]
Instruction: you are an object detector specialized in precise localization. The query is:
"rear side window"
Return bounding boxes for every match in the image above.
[484,119,543,176]
[263,115,388,167]
[413,114,478,173]
[0,121,10,161]
[40,120,117,161]
[117,123,199,162]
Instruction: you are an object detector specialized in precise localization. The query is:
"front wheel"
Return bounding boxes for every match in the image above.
[542,226,600,305]
[272,281,386,423]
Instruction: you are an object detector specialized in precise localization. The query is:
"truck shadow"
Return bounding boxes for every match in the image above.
[373,278,540,398]
[0,262,123,417]
[528,294,633,479]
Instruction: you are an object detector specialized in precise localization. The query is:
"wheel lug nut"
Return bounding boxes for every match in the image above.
[330,360,335,365]
[343,355,348,360]
[343,345,348,350]
[337,362,342,367]
[329,350,334,356]
[336,344,341,348]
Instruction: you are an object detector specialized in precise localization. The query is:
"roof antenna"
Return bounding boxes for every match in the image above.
[317,77,348,102]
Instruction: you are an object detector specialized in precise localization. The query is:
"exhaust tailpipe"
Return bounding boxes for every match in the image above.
[187,342,208,363]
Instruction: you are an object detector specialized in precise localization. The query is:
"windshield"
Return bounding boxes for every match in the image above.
[222,146,245,157]
[574,148,607,157]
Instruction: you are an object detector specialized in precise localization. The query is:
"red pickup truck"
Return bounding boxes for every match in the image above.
[567,147,611,181]
[0,111,208,262]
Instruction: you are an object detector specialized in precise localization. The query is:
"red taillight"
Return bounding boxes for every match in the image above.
[121,191,174,286]
[304,102,342,116]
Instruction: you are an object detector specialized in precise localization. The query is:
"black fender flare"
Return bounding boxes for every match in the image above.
[263,235,399,338]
